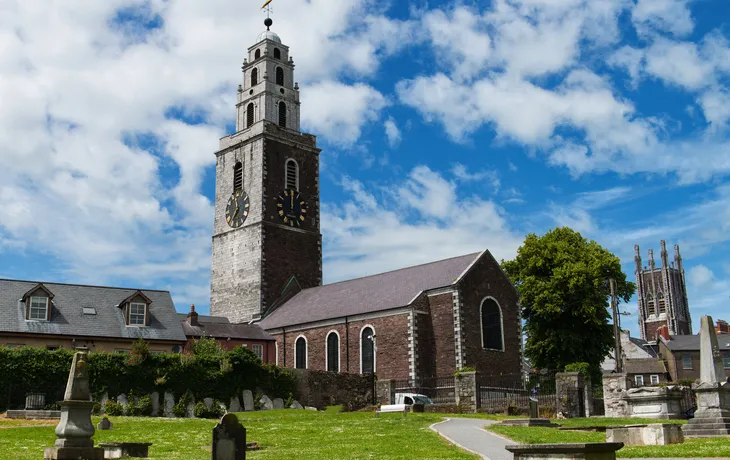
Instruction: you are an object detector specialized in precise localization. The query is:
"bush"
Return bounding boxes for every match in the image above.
[193,400,225,419]
[127,394,153,417]
[173,391,194,418]
[103,400,124,416]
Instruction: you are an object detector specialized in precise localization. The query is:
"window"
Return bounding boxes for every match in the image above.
[278,101,286,127]
[724,355,730,369]
[285,159,298,190]
[82,307,96,315]
[682,353,693,369]
[326,331,339,373]
[246,103,254,128]
[650,374,660,385]
[254,49,261,60]
[274,47,281,59]
[28,296,49,320]
[295,336,307,369]
[657,292,666,314]
[404,396,413,405]
[251,344,264,360]
[361,326,375,374]
[129,302,146,326]
[635,375,644,386]
[480,297,504,351]
[233,162,243,191]
[276,66,284,85]
[647,294,655,315]
[251,67,258,87]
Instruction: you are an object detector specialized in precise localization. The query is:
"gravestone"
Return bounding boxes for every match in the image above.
[97,417,113,430]
[100,393,109,412]
[682,316,730,437]
[242,390,254,412]
[150,392,160,417]
[229,396,241,413]
[259,395,273,411]
[43,352,104,460]
[117,394,128,409]
[272,398,284,409]
[212,413,246,460]
[186,399,195,418]
[290,400,303,409]
[204,398,214,409]
[163,392,175,418]
[529,397,538,418]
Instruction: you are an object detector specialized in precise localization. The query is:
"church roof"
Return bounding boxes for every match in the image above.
[258,252,482,330]
[0,278,186,342]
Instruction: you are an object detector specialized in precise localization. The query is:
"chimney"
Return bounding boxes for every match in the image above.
[716,320,729,334]
[657,325,670,341]
[186,304,199,327]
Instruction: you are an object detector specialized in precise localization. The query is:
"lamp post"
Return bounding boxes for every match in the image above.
[369,333,376,405]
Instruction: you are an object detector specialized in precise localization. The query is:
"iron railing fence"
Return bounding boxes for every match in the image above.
[478,371,558,414]
[680,387,696,418]
[392,376,456,404]
[2,385,65,412]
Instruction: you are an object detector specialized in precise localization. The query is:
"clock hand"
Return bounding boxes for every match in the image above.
[232,197,239,219]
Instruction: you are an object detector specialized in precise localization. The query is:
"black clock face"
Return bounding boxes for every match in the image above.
[225,190,250,228]
[276,188,307,227]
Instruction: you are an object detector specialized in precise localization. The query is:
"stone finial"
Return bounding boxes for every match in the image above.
[648,249,655,269]
[699,315,726,384]
[64,351,91,401]
[660,240,669,268]
[634,244,642,272]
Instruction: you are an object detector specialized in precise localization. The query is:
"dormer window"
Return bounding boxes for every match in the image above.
[129,302,147,326]
[119,290,152,327]
[29,296,49,320]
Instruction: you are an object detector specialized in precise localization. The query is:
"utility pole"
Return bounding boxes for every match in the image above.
[610,278,623,373]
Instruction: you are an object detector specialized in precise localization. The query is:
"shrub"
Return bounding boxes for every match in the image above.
[193,400,225,419]
[103,400,124,416]
[127,394,153,417]
[173,391,194,418]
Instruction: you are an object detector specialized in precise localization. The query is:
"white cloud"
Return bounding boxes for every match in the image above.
[699,89,730,131]
[644,39,715,91]
[383,116,401,148]
[688,264,715,288]
[451,163,500,192]
[632,0,694,37]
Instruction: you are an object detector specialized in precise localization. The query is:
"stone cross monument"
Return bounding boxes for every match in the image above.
[44,352,104,460]
[682,316,730,437]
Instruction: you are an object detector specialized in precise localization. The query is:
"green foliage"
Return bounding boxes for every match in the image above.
[173,391,194,418]
[501,227,636,380]
[193,400,225,419]
[678,378,696,387]
[126,392,153,417]
[189,336,225,357]
[103,399,124,416]
[285,392,294,408]
[129,338,149,365]
[564,362,590,377]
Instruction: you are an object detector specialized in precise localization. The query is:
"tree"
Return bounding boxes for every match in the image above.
[501,227,635,380]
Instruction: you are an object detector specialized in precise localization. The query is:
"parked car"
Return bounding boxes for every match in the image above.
[394,393,434,405]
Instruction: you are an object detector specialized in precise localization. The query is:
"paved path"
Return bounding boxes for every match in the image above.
[430,418,514,460]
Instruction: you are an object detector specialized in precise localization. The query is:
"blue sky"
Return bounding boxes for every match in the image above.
[1,0,730,340]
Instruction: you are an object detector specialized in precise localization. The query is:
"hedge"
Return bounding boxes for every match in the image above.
[0,338,297,412]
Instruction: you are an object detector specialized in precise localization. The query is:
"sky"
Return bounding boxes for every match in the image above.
[1,0,729,340]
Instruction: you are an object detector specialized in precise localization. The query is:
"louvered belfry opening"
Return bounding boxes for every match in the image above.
[278,101,286,127]
[255,49,261,59]
[251,67,258,86]
[273,47,281,59]
[247,103,254,128]
[276,67,284,85]
[233,162,243,191]
[285,159,297,190]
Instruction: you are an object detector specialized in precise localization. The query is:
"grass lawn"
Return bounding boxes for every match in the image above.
[0,410,477,459]
[487,417,730,458]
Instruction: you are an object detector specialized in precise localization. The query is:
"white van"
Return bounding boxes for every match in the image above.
[394,393,434,405]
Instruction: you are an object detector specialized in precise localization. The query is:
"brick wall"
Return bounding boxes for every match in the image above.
[272,313,411,380]
[458,252,521,377]
[427,292,457,377]
[414,294,436,379]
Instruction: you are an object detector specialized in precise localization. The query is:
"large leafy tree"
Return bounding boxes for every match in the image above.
[501,227,635,378]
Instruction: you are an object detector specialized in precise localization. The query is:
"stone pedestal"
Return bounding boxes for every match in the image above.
[506,442,624,460]
[606,424,683,446]
[376,379,397,405]
[556,372,583,418]
[602,374,630,418]
[624,387,684,419]
[682,383,730,437]
[98,442,152,458]
[455,371,478,413]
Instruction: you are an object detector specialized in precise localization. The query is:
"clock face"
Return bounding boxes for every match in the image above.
[276,188,308,227]
[225,190,250,228]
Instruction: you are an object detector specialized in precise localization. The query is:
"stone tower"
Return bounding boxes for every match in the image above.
[634,241,692,341]
[210,19,322,323]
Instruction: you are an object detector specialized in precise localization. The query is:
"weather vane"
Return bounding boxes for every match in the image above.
[261,0,273,24]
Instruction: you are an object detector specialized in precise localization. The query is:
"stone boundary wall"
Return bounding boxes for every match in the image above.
[291,369,373,411]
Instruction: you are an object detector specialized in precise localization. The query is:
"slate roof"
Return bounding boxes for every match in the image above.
[663,334,730,351]
[178,314,275,341]
[624,358,667,374]
[0,278,186,342]
[628,336,659,358]
[259,252,483,330]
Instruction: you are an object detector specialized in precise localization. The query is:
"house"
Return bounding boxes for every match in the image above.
[0,279,186,353]
[657,329,730,382]
[624,358,669,386]
[179,305,276,363]
[602,330,659,374]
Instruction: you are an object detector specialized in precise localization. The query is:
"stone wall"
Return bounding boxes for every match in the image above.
[290,369,373,411]
[556,372,584,418]
[603,373,631,418]
[455,371,479,413]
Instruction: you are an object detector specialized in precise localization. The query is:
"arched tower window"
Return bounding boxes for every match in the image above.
[233,162,243,191]
[360,326,375,374]
[480,297,504,351]
[647,294,655,316]
[250,68,258,87]
[657,292,666,314]
[326,331,340,373]
[295,336,307,369]
[285,158,298,190]
[276,66,284,86]
[274,48,281,59]
[254,49,261,60]
[278,101,286,128]
[246,103,254,128]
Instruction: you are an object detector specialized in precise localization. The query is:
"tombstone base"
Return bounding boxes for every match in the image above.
[499,418,560,428]
[506,442,624,460]
[98,442,152,458]
[44,446,104,460]
[683,384,730,438]
[6,410,61,419]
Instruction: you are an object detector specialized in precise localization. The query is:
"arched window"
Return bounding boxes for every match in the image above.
[360,326,375,374]
[295,336,307,369]
[657,292,666,314]
[233,162,243,191]
[276,66,284,86]
[285,158,298,190]
[274,48,281,59]
[254,49,261,60]
[326,331,340,373]
[480,297,504,351]
[250,67,258,87]
[647,294,655,316]
[278,101,286,128]
[246,103,254,128]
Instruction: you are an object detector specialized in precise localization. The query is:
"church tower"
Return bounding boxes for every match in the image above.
[210,18,322,323]
[634,241,692,341]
